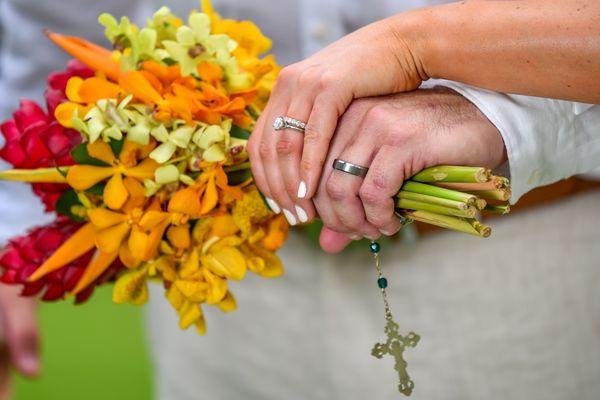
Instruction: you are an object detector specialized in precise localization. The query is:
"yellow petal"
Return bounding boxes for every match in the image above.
[95,222,130,254]
[112,268,148,305]
[166,284,185,310]
[203,268,227,304]
[88,208,127,229]
[179,301,202,330]
[217,291,237,313]
[195,316,207,336]
[245,244,284,278]
[67,165,115,190]
[87,141,116,165]
[202,246,246,280]
[139,210,170,230]
[180,248,201,279]
[174,280,208,302]
[122,177,146,210]
[104,173,129,210]
[155,257,177,282]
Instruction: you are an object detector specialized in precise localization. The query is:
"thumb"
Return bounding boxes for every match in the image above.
[0,286,40,377]
[319,226,353,253]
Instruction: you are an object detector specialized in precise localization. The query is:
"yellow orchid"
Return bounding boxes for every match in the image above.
[67,140,158,210]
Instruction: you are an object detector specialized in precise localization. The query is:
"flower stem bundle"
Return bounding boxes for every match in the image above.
[394,166,511,237]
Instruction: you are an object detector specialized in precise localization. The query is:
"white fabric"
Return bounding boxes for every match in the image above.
[0,1,599,400]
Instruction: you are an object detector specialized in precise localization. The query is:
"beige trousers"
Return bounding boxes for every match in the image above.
[146,190,600,400]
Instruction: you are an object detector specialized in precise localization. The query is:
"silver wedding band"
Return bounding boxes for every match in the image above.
[333,159,369,177]
[273,116,306,133]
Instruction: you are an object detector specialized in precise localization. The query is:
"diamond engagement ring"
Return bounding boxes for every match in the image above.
[273,116,306,133]
[333,159,369,177]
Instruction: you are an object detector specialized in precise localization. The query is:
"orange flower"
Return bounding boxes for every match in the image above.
[66,140,158,210]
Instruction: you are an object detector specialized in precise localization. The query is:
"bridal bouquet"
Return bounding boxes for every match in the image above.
[0,1,510,336]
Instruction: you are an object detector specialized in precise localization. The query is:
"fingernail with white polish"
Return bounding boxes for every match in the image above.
[265,197,281,214]
[380,229,395,236]
[349,234,362,240]
[295,205,308,223]
[283,209,297,226]
[297,181,307,199]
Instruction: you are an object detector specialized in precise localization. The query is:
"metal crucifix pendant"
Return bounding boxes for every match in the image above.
[371,318,420,396]
[369,241,420,396]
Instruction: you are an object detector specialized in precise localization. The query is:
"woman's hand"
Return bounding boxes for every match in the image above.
[314,88,507,251]
[247,16,426,225]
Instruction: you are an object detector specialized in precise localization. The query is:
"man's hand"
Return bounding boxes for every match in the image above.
[0,284,40,399]
[315,88,507,253]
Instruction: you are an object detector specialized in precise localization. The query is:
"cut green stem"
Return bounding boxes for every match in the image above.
[397,191,469,210]
[396,198,476,218]
[402,181,477,205]
[400,210,484,237]
[411,166,490,183]
[483,204,511,215]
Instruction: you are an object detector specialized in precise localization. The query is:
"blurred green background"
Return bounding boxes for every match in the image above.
[14,286,153,400]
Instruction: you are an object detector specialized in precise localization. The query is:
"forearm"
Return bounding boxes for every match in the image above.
[393,0,600,103]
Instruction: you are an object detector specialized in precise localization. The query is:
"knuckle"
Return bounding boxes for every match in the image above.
[359,184,383,205]
[275,138,297,157]
[303,123,320,144]
[366,211,391,228]
[363,105,387,126]
[326,178,348,202]
[258,141,274,159]
[297,68,320,88]
[318,72,337,91]
[301,156,323,175]
[277,65,300,86]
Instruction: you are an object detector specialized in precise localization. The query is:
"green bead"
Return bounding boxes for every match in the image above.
[369,242,380,253]
[377,277,388,289]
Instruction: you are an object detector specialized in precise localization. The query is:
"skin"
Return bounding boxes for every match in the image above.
[315,88,506,252]
[0,285,40,399]
[247,0,600,236]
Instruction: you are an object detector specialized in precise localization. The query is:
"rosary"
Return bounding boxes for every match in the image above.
[369,240,420,396]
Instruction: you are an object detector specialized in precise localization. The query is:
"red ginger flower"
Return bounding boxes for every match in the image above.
[0,61,93,211]
[0,218,123,304]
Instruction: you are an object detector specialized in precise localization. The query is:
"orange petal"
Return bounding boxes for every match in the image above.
[123,158,159,181]
[169,188,201,215]
[122,177,146,210]
[139,210,170,231]
[67,165,115,190]
[119,140,156,167]
[166,224,191,249]
[95,222,130,254]
[88,208,127,229]
[200,176,219,215]
[66,77,84,102]
[46,31,120,81]
[143,218,170,261]
[197,61,223,84]
[128,226,150,259]
[28,223,96,282]
[104,173,130,210]
[54,102,89,128]
[119,241,141,269]
[261,215,289,250]
[210,215,239,238]
[87,141,116,165]
[71,249,119,295]
[78,77,122,103]
[119,70,164,105]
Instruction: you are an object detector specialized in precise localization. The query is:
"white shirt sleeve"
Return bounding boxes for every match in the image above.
[422,79,600,202]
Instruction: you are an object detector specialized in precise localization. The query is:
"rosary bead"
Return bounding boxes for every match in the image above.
[377,277,388,289]
[370,241,381,253]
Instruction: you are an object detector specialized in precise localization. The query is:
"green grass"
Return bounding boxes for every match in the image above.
[14,286,153,400]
